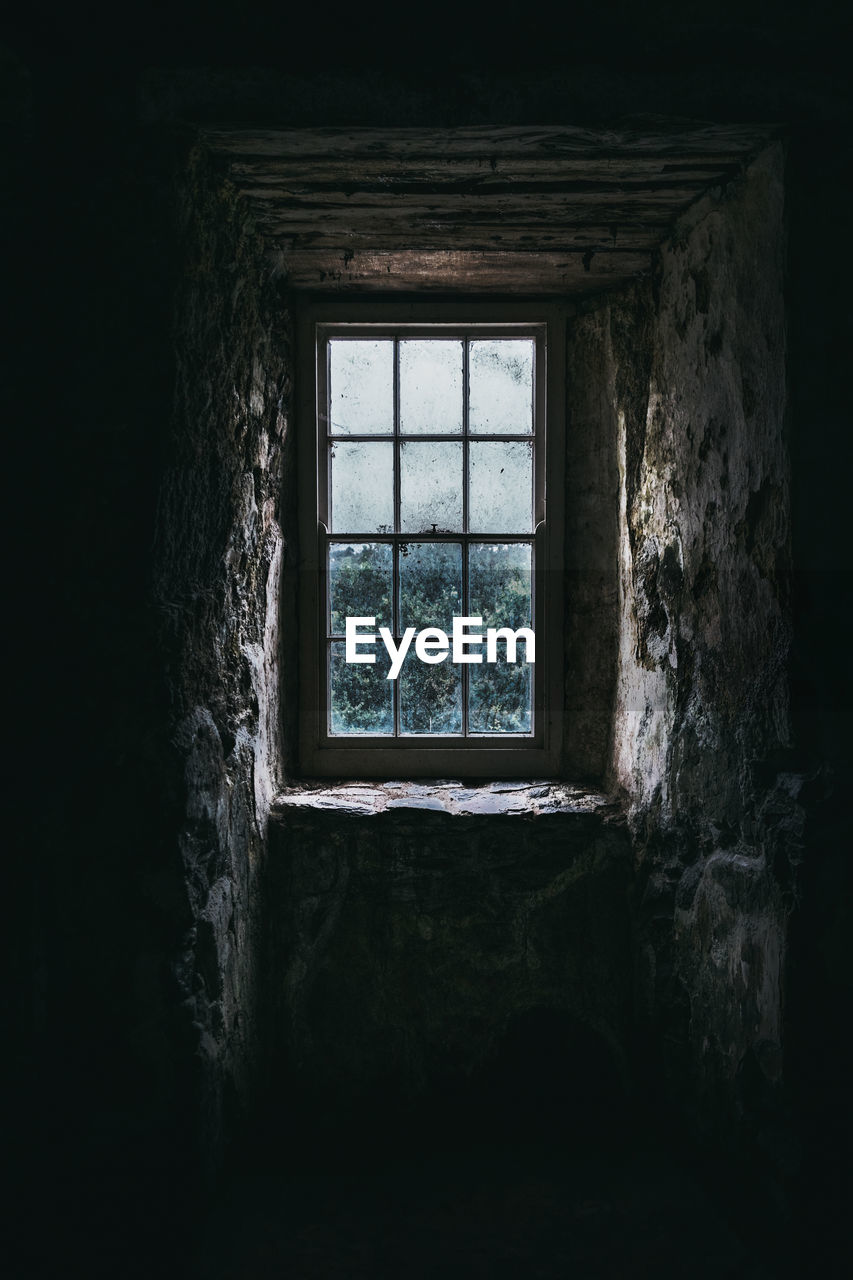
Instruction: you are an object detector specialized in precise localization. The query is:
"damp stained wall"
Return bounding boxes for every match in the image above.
[157,141,800,1187]
[152,144,290,1169]
[572,146,799,1176]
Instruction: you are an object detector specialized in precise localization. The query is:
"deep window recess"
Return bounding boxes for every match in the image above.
[297,305,565,778]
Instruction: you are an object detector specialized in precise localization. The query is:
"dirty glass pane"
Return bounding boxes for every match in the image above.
[469,661,532,734]
[469,339,534,434]
[469,543,532,632]
[469,441,533,533]
[329,641,393,735]
[399,340,463,435]
[329,340,393,435]
[399,542,462,633]
[329,542,392,635]
[400,441,463,533]
[400,659,462,734]
[330,441,394,533]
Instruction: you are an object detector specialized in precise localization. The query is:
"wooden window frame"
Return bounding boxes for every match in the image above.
[296,300,565,778]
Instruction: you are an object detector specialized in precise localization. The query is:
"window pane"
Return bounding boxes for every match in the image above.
[399,340,463,435]
[469,542,532,632]
[399,542,462,633]
[329,542,392,635]
[329,340,393,435]
[329,640,393,735]
[330,441,394,533]
[469,662,532,734]
[469,441,533,533]
[400,660,462,735]
[469,339,534,435]
[400,441,463,533]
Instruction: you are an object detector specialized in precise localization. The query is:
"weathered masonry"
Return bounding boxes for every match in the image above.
[15,40,852,1279]
[153,119,795,1193]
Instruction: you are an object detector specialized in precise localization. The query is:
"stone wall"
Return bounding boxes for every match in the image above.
[571,146,802,1192]
[151,144,290,1170]
[266,784,633,1145]
[148,135,802,1194]
[563,307,623,780]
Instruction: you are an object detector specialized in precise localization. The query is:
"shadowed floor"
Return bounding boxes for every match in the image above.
[195,1142,771,1280]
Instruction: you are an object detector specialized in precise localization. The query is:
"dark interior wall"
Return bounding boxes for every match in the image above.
[563,306,623,780]
[266,795,633,1148]
[152,141,290,1170]
[4,57,212,1255]
[4,72,183,1176]
[784,126,853,1266]
[610,147,790,820]
[3,59,293,1212]
[636,150,793,1161]
[560,150,798,1205]
[184,141,797,1187]
[6,7,852,1270]
[613,147,797,1169]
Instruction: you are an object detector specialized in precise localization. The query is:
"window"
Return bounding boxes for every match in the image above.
[297,303,565,777]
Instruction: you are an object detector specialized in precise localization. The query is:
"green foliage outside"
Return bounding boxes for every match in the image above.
[328,541,533,735]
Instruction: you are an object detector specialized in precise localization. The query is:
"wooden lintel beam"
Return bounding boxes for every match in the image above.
[276,248,652,293]
[202,123,776,161]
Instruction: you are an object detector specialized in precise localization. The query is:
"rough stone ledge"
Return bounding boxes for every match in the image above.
[272,780,623,819]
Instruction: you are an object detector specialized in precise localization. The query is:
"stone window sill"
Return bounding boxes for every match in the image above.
[272,780,622,819]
